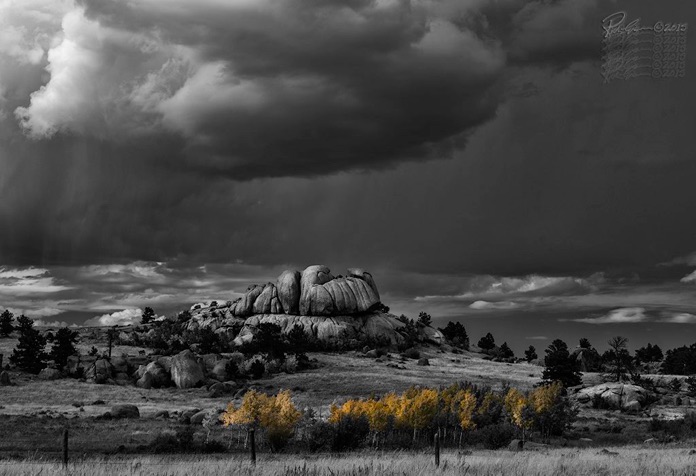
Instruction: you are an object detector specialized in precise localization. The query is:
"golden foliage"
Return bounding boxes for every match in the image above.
[220,389,302,444]
[529,381,563,415]
[504,388,531,430]
[457,389,477,431]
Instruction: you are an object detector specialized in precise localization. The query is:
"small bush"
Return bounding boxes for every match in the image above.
[250,360,265,380]
[478,423,516,449]
[400,348,420,360]
[332,414,370,451]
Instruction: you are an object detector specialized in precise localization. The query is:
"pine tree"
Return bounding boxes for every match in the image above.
[9,315,48,374]
[477,332,496,351]
[541,339,582,388]
[50,327,80,369]
[141,307,155,324]
[417,312,432,327]
[0,309,14,337]
[524,345,538,362]
[499,342,514,358]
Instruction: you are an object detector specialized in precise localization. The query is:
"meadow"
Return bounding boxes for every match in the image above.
[2,447,696,476]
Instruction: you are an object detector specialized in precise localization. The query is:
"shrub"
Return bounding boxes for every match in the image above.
[400,348,420,360]
[332,414,370,451]
[249,360,265,380]
[479,423,516,449]
[304,420,336,452]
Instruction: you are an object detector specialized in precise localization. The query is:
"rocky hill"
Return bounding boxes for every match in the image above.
[184,265,443,347]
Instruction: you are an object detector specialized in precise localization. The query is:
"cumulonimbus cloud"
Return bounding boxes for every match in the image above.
[8,0,603,179]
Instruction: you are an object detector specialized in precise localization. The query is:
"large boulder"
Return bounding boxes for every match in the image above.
[252,283,283,314]
[136,362,170,389]
[211,359,232,382]
[0,371,11,386]
[170,350,205,389]
[230,285,265,317]
[299,265,335,315]
[277,270,301,314]
[85,358,115,384]
[111,404,140,419]
[38,368,62,380]
[576,383,649,411]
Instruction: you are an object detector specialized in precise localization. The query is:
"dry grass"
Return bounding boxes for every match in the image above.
[2,447,696,476]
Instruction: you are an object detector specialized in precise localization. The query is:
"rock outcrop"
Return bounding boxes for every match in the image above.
[227,265,381,318]
[179,265,443,348]
[232,313,443,347]
[575,383,650,412]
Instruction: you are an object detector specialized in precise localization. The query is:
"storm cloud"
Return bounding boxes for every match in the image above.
[1,0,696,351]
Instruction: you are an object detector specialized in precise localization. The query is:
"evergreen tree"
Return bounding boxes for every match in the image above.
[438,321,469,349]
[603,336,634,382]
[0,309,14,337]
[524,345,538,362]
[417,312,432,327]
[635,343,663,364]
[499,342,514,358]
[9,315,48,374]
[542,339,582,388]
[579,338,593,349]
[50,327,79,369]
[477,332,496,351]
[141,307,156,324]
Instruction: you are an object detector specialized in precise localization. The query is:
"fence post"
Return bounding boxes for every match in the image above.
[249,428,256,465]
[62,428,69,468]
[434,431,440,468]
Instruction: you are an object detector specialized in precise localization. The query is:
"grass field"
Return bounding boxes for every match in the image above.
[2,447,696,476]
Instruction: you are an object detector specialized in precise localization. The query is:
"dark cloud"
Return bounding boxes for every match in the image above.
[2,0,696,351]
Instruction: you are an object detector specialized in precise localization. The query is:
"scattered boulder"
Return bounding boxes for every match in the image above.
[417,358,430,366]
[190,410,209,425]
[85,358,115,384]
[365,349,379,358]
[136,362,170,389]
[508,439,524,451]
[208,382,237,398]
[170,350,205,389]
[211,359,232,382]
[153,410,169,419]
[111,404,140,419]
[178,408,201,424]
[0,371,11,386]
[38,368,62,380]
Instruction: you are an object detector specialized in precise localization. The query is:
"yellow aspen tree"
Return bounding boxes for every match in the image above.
[398,388,439,442]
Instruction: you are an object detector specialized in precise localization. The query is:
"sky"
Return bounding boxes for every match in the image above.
[1,0,695,353]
